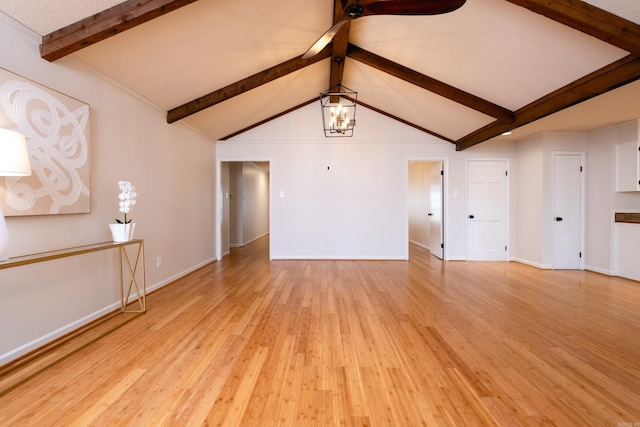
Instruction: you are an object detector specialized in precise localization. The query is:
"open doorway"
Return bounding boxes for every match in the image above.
[218,161,270,259]
[408,160,445,260]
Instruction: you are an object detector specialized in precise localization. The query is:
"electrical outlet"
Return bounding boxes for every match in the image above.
[156,256,162,267]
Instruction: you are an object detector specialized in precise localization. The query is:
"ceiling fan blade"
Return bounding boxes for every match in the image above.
[302,20,347,59]
[344,0,466,17]
[302,0,465,58]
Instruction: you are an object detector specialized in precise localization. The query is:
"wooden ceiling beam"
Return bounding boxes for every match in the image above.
[167,45,332,123]
[505,0,640,56]
[347,44,515,123]
[329,0,350,89]
[40,0,198,61]
[456,54,640,151]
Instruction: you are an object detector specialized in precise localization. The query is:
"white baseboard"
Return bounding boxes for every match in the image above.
[0,257,217,366]
[244,232,269,246]
[409,240,429,250]
[230,233,269,249]
[0,303,120,366]
[511,259,621,276]
[509,257,552,269]
[584,265,615,276]
[146,257,216,294]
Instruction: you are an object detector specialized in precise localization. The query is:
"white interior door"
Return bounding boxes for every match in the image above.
[553,153,583,269]
[428,162,443,259]
[467,160,508,261]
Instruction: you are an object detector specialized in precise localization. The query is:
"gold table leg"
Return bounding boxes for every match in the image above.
[119,240,146,313]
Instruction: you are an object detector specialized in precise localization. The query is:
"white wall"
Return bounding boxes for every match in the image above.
[0,18,215,364]
[217,104,518,260]
[514,134,545,266]
[217,103,640,281]
[511,125,640,279]
[585,126,616,275]
[513,133,587,268]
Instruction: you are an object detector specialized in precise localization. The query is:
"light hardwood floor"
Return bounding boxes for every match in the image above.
[1,236,640,426]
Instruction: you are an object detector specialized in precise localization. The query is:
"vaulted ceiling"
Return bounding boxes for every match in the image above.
[1,0,640,150]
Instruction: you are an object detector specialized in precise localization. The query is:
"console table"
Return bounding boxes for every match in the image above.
[0,239,146,313]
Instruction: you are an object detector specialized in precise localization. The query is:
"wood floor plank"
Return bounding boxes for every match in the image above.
[1,236,639,425]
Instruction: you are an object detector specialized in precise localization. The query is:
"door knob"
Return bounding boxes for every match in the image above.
[555,217,563,221]
[469,215,475,219]
[428,213,433,216]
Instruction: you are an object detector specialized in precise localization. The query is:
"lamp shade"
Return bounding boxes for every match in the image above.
[0,129,31,176]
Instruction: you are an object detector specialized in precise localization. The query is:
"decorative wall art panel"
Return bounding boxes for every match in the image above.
[0,67,90,216]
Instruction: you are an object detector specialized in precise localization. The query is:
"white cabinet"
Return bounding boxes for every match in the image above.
[616,140,640,192]
[615,223,640,281]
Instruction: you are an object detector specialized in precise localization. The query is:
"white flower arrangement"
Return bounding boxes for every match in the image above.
[116,180,137,224]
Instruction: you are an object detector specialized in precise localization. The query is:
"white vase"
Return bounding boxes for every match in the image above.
[109,223,135,243]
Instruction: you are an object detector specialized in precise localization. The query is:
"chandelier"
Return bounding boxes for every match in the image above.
[320,84,357,137]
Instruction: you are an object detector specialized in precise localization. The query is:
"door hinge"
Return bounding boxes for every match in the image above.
[505,171,508,176]
[580,166,583,172]
[579,252,582,258]
[505,245,508,251]
[441,243,444,249]
[440,170,444,176]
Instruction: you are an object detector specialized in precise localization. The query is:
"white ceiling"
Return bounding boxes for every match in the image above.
[1,0,639,145]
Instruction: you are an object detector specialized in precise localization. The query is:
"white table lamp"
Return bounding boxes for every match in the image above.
[0,128,32,260]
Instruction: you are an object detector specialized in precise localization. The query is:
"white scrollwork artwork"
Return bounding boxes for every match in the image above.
[0,68,90,216]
